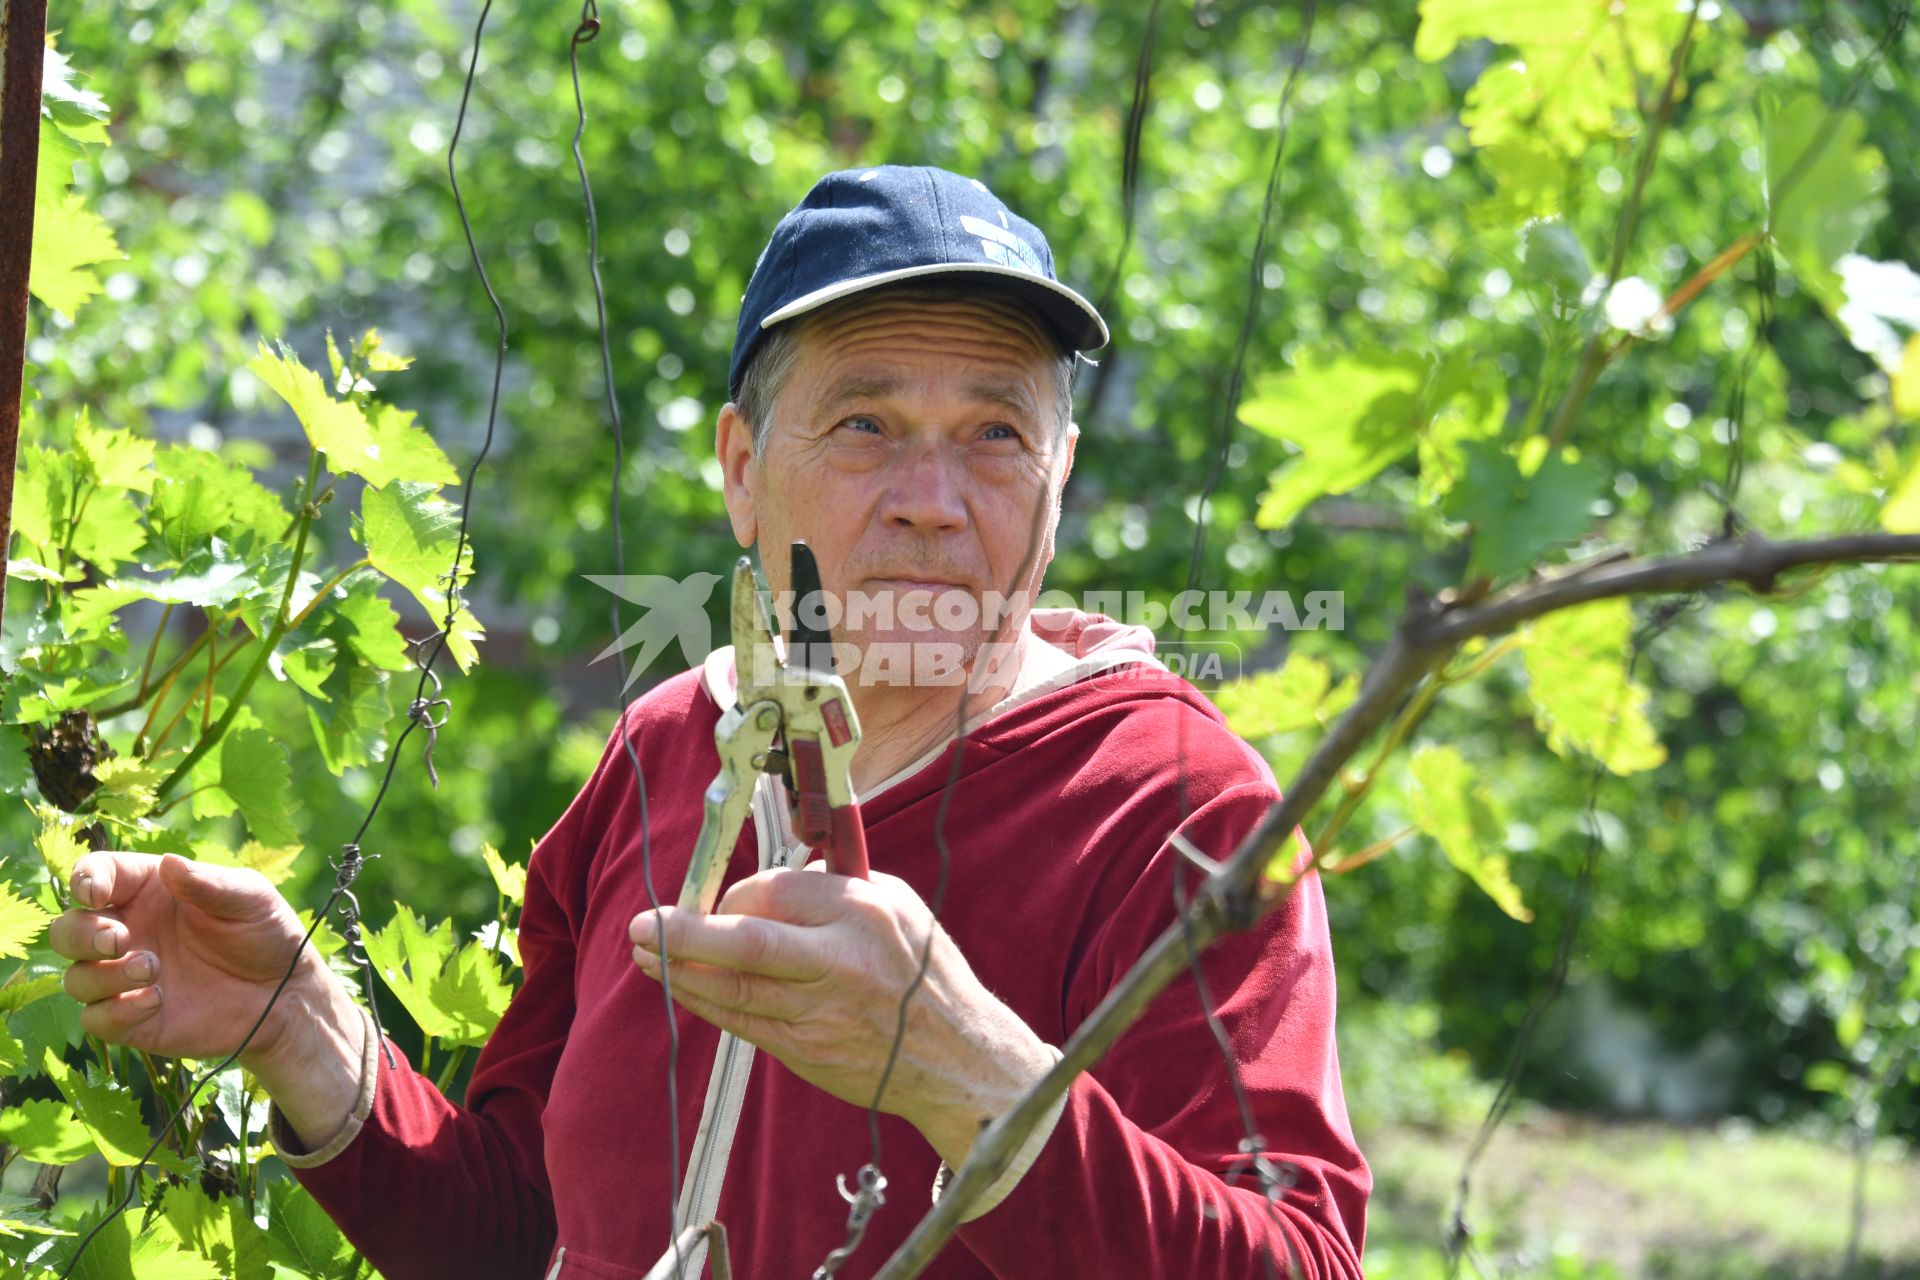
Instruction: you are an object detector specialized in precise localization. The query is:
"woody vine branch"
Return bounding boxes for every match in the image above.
[873,529,1920,1280]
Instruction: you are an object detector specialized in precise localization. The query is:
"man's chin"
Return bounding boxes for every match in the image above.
[837,630,1024,691]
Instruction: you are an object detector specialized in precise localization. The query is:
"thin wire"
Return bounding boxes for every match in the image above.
[58,4,508,1270]
[1166,6,1317,1278]
[566,7,682,1277]
[1095,0,1164,319]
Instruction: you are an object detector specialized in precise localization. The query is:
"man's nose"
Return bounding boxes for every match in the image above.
[877,443,970,533]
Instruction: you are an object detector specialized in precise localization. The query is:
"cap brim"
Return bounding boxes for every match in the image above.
[759,262,1110,351]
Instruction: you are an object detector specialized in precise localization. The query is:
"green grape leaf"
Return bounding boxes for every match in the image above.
[9,984,82,1075]
[150,446,289,560]
[0,1099,95,1165]
[1443,441,1601,580]
[9,445,65,557]
[246,342,381,474]
[66,491,147,574]
[1243,348,1433,528]
[41,47,110,131]
[159,1184,236,1274]
[1416,356,1508,505]
[360,481,483,670]
[42,1049,192,1173]
[0,971,65,1015]
[0,725,31,795]
[304,655,393,776]
[1518,217,1593,306]
[1521,599,1667,774]
[73,412,155,495]
[1766,93,1887,304]
[0,1024,22,1072]
[1474,139,1573,223]
[0,889,52,960]
[1413,0,1572,62]
[1432,0,1687,159]
[326,577,411,672]
[481,843,527,906]
[29,123,123,317]
[365,403,459,489]
[35,812,88,884]
[88,758,163,822]
[264,1182,356,1280]
[218,728,300,846]
[364,906,511,1047]
[1210,653,1335,739]
[275,638,338,700]
[1408,745,1532,923]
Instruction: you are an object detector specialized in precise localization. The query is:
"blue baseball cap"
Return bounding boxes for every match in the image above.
[728,165,1110,400]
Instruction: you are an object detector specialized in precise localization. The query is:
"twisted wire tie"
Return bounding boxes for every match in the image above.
[332,842,398,1068]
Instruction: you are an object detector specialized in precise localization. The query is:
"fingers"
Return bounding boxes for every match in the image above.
[628,906,822,981]
[76,987,165,1043]
[63,950,160,1004]
[717,865,871,925]
[48,909,131,963]
[69,851,165,911]
[631,951,778,1046]
[156,854,278,921]
[631,947,808,1019]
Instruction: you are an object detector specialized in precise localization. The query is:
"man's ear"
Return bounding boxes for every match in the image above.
[716,402,759,548]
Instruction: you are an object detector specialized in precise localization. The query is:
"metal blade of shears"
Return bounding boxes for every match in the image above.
[678,558,779,913]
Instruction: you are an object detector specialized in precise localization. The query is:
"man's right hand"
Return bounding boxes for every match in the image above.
[51,852,368,1150]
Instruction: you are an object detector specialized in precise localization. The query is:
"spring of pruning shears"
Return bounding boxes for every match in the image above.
[677,542,869,913]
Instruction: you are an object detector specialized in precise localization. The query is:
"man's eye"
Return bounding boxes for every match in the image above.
[839,416,883,435]
[982,424,1020,442]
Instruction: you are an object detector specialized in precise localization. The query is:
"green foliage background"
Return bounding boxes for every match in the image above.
[5,0,1920,1274]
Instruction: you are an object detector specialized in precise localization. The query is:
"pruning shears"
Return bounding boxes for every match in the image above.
[677,542,869,914]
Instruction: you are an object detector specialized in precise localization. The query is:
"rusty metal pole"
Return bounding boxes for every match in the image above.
[0,0,49,628]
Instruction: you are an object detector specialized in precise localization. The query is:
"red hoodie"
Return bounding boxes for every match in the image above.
[282,615,1370,1278]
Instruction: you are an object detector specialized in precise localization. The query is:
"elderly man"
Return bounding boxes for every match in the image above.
[51,166,1368,1278]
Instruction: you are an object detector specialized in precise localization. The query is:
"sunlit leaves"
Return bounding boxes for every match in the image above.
[1211,652,1352,739]
[263,1181,356,1280]
[1442,441,1601,581]
[1521,599,1666,775]
[0,1098,94,1165]
[42,1049,191,1173]
[218,727,300,846]
[1517,217,1593,308]
[0,889,52,961]
[246,343,380,476]
[73,412,155,495]
[1244,348,1507,528]
[1765,93,1887,305]
[247,342,454,489]
[149,446,288,560]
[1408,745,1532,923]
[481,842,526,906]
[30,121,123,317]
[360,481,483,671]
[1419,0,1691,160]
[364,906,512,1048]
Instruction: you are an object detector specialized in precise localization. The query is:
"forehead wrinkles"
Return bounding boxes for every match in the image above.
[801,294,1056,372]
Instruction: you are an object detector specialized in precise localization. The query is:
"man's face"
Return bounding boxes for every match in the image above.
[717,290,1075,688]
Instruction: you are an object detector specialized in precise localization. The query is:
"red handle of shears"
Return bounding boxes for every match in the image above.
[787,738,870,879]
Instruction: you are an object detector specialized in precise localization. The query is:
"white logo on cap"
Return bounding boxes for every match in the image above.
[958,214,1043,277]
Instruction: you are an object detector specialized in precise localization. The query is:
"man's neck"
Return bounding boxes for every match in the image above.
[844,627,1073,795]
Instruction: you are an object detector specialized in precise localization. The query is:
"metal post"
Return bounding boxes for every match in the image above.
[0,0,50,627]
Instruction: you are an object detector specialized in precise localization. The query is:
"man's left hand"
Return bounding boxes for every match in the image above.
[627,868,1055,1167]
